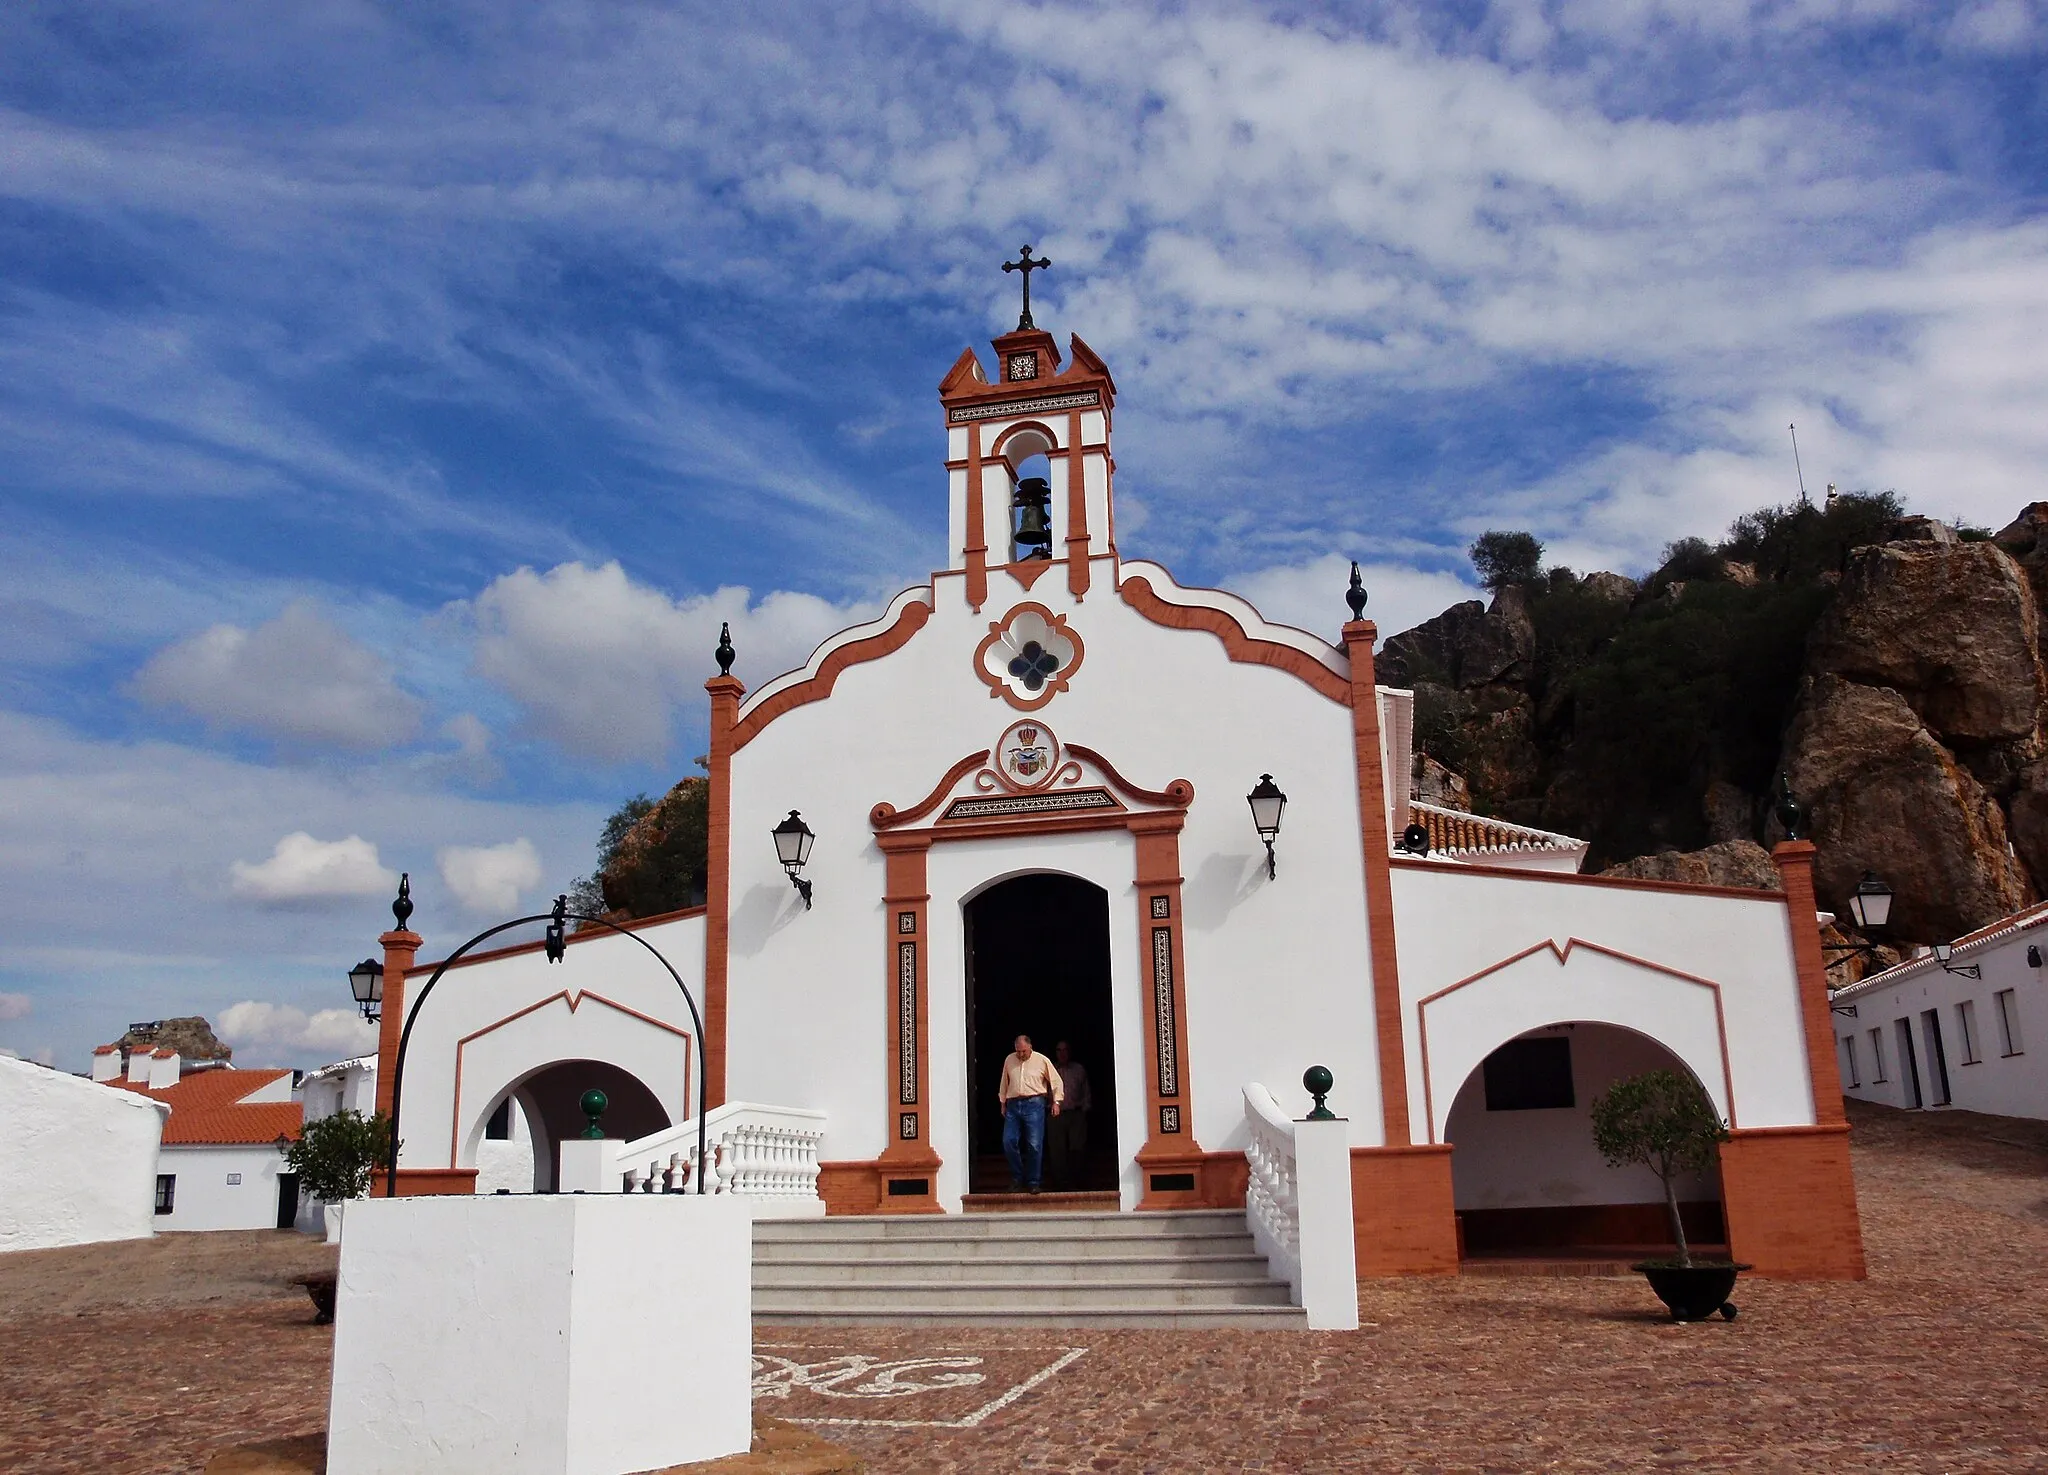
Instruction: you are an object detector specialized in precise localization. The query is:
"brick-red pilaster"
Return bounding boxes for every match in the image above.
[704,672,745,1110]
[1342,620,1412,1146]
[373,928,420,1120]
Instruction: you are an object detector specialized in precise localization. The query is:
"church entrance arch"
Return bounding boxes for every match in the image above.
[963,873,1118,1194]
[488,1060,669,1193]
[1445,1022,1726,1262]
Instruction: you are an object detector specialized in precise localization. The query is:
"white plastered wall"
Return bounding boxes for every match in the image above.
[1836,927,2047,1120]
[1392,864,1816,1143]
[725,555,1387,1187]
[390,915,705,1174]
[155,1143,292,1232]
[0,1058,166,1253]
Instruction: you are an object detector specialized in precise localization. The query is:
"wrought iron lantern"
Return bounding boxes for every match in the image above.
[348,957,382,1023]
[772,810,816,909]
[1247,774,1287,880]
[1846,872,1894,932]
[1931,941,1981,979]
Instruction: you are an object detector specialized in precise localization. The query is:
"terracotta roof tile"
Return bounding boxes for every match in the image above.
[105,1068,301,1146]
[1409,801,1586,856]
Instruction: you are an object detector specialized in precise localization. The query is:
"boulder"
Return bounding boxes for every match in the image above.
[1805,541,2043,745]
[1378,588,1535,691]
[2007,757,2048,895]
[1600,839,1782,891]
[1413,753,1471,811]
[1580,571,1638,604]
[1702,781,1756,844]
[1781,675,2031,942]
[1891,515,1960,546]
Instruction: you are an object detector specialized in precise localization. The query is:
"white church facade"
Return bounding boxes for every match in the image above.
[370,316,1864,1279]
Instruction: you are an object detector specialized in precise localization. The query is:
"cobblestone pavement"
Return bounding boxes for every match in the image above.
[4,1101,2044,1473]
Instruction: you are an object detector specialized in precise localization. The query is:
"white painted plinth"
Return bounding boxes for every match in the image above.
[1293,1118,1360,1331]
[557,1137,613,1194]
[327,1194,751,1475]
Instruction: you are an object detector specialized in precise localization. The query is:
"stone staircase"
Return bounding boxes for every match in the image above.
[752,1208,1305,1328]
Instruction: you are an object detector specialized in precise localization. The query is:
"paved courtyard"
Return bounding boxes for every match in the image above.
[4,1101,2045,1473]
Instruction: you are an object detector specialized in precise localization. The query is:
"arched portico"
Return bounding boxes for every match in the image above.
[466,1060,670,1192]
[1444,1021,1726,1258]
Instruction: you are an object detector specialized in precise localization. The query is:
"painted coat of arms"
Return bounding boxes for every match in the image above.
[995,720,1066,790]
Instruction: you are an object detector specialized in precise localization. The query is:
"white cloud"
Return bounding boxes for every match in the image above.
[464,561,873,764]
[230,832,397,904]
[132,600,423,750]
[218,1000,377,1065]
[438,838,544,914]
[1230,554,1485,644]
[0,993,30,1022]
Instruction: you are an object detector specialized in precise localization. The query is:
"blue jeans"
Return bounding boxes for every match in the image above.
[1002,1096,1048,1188]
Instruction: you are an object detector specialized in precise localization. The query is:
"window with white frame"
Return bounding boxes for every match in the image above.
[1996,989,2024,1056]
[1867,1026,1888,1082]
[1840,1035,1860,1087]
[1957,1000,1981,1065]
[154,1175,175,1215]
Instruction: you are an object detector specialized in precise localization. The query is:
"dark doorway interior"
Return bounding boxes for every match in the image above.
[275,1172,299,1230]
[965,874,1119,1193]
[518,1060,670,1191]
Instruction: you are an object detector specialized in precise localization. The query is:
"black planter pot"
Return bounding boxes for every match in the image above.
[294,1273,338,1325]
[1632,1262,1750,1322]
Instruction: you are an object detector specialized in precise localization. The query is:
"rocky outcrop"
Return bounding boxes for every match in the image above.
[1804,541,2042,750]
[1378,587,1535,691]
[1779,675,2030,942]
[117,1016,231,1062]
[1413,753,1471,810]
[1599,840,1781,891]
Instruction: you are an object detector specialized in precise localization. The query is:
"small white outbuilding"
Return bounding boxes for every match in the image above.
[0,1054,167,1253]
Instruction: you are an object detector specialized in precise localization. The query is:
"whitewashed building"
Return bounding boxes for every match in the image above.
[0,1055,168,1254]
[360,316,1865,1280]
[92,1048,301,1232]
[1834,900,2046,1119]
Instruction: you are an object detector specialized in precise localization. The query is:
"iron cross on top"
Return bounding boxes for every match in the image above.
[1002,244,1051,330]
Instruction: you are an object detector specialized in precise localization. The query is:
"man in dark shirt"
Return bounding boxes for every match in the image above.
[1046,1040,1092,1190]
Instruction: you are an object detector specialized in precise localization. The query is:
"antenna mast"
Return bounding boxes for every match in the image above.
[1789,422,1809,507]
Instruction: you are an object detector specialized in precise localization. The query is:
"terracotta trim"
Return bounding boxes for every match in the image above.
[964,423,988,612]
[988,418,1064,463]
[390,1167,480,1198]
[1120,574,1348,704]
[1002,558,1058,593]
[1413,936,1737,1143]
[1133,817,1205,1207]
[1064,745,1196,810]
[705,672,744,1108]
[448,988,692,1169]
[732,601,931,752]
[970,602,1085,713]
[1770,841,1848,1130]
[1343,621,1412,1146]
[875,837,943,1212]
[1065,406,1090,599]
[375,929,421,1119]
[1391,855,1788,903]
[402,905,707,978]
[871,751,993,830]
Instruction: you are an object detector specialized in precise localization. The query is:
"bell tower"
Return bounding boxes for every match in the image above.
[939,246,1118,612]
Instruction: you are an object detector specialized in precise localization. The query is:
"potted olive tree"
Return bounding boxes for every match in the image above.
[1589,1069,1746,1322]
[285,1108,394,1246]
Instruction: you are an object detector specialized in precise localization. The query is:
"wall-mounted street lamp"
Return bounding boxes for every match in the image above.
[1247,775,1287,880]
[1846,872,1894,932]
[1931,941,1982,979]
[348,958,382,1023]
[772,810,816,909]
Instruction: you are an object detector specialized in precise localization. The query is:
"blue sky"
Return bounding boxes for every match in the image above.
[4,0,2045,1070]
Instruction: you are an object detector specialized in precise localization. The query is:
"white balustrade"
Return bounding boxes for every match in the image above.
[608,1102,826,1219]
[1242,1082,1360,1331]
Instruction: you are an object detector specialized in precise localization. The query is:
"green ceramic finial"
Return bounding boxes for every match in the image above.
[579,1088,609,1139]
[1303,1065,1335,1121]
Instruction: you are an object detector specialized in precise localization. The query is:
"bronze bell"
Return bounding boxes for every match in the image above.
[1013,476,1053,559]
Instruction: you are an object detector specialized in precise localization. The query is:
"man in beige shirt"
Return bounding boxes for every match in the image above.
[998,1033,1063,1193]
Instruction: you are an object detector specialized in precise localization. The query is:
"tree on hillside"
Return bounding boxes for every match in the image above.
[1468,530,1545,591]
[566,779,710,927]
[1723,491,1902,582]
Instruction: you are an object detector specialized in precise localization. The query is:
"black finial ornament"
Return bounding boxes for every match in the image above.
[1303,1065,1335,1121]
[1773,771,1805,841]
[1002,244,1052,331]
[714,622,735,676]
[392,873,413,931]
[1346,561,1368,621]
[545,893,568,964]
